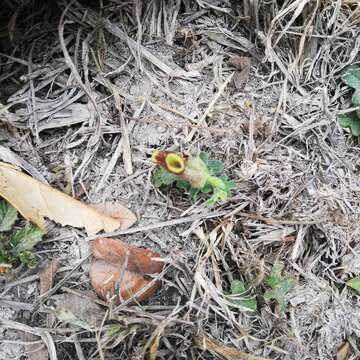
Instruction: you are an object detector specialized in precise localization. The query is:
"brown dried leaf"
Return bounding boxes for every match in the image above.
[90,238,164,304]
[337,342,350,360]
[91,203,137,233]
[229,55,251,70]
[39,259,60,295]
[149,334,161,360]
[92,238,163,274]
[194,335,270,360]
[25,333,48,360]
[52,293,105,328]
[90,260,161,304]
[0,162,135,235]
[229,56,251,89]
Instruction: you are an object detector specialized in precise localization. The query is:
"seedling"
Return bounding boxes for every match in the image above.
[346,275,360,294]
[0,200,43,271]
[228,279,257,312]
[152,151,235,205]
[263,262,296,312]
[338,64,360,136]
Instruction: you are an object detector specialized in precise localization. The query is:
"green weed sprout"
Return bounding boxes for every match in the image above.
[0,200,43,271]
[228,279,257,312]
[151,151,235,205]
[264,262,296,312]
[338,64,360,136]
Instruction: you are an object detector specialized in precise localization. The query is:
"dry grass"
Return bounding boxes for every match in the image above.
[1,0,360,359]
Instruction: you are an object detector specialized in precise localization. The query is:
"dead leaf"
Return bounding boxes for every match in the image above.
[194,335,270,360]
[229,56,251,89]
[337,342,350,360]
[0,162,136,235]
[92,237,163,274]
[25,333,49,360]
[0,145,48,183]
[52,293,105,329]
[149,333,161,360]
[39,259,60,295]
[91,260,161,303]
[91,203,137,233]
[90,238,164,304]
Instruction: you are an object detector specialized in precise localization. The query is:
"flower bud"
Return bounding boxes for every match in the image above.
[181,156,209,189]
[152,151,209,188]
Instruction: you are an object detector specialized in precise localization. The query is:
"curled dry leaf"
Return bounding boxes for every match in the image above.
[194,335,270,360]
[92,237,163,274]
[337,342,350,360]
[229,55,251,89]
[25,333,49,360]
[39,259,60,295]
[52,293,105,330]
[90,238,164,304]
[0,162,136,235]
[90,203,137,234]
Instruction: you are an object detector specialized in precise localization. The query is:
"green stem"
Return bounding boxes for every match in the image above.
[207,175,226,189]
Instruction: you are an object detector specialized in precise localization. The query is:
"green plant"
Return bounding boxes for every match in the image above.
[346,275,360,294]
[338,65,360,136]
[228,279,257,312]
[263,262,296,312]
[0,200,43,270]
[152,151,235,205]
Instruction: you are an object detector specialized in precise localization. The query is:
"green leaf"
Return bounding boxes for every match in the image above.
[106,324,124,336]
[200,183,212,193]
[207,189,228,205]
[152,167,177,187]
[18,250,37,267]
[199,152,209,164]
[0,235,13,265]
[338,112,360,136]
[231,279,246,294]
[352,89,360,106]
[346,276,360,294]
[188,187,200,200]
[222,177,235,197]
[0,248,10,264]
[229,279,257,312]
[54,306,93,331]
[175,178,190,191]
[264,262,296,312]
[208,160,224,175]
[153,153,235,206]
[0,200,18,232]
[224,178,236,190]
[342,65,360,89]
[10,224,43,255]
[199,152,224,175]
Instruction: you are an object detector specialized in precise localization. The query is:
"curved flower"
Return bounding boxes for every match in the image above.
[152,150,234,205]
[152,151,209,189]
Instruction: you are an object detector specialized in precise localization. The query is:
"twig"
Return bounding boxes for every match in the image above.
[85,210,229,241]
[0,319,57,360]
[186,72,234,142]
[32,255,91,310]
[58,2,99,115]
[115,90,133,175]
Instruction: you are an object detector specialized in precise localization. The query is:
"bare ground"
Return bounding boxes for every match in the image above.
[1,1,360,359]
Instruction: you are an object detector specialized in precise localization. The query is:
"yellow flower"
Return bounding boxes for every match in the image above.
[152,151,209,189]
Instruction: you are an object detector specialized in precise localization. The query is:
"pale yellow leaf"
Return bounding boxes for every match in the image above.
[194,335,270,360]
[149,333,161,360]
[0,162,135,235]
[25,333,49,360]
[337,342,349,360]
